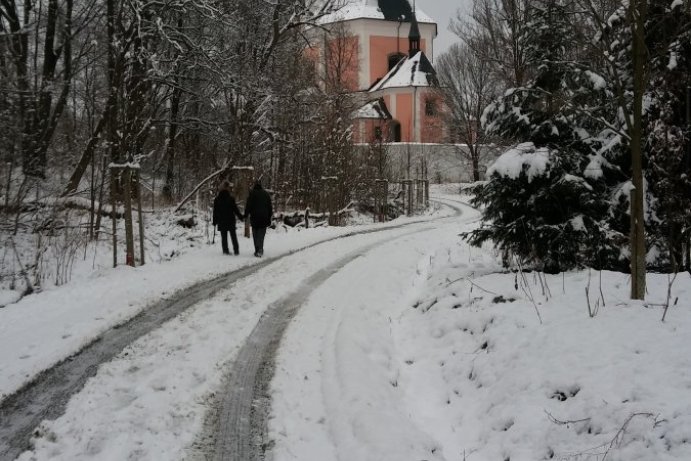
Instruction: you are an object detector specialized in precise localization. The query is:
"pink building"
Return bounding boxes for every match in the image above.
[314,0,446,144]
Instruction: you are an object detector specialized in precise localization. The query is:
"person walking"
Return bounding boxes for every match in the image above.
[212,180,244,255]
[244,181,273,257]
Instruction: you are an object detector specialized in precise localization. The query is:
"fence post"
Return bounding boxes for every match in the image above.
[424,179,429,208]
[401,179,413,216]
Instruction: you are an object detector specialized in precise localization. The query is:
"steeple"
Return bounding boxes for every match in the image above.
[408,8,420,57]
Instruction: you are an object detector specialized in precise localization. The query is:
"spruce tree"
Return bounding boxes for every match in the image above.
[465,0,624,272]
[643,1,691,271]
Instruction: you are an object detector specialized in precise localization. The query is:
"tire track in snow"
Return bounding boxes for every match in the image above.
[211,232,426,461]
[210,199,470,461]
[0,199,466,461]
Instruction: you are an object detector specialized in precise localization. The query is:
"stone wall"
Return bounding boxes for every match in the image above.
[355,143,502,183]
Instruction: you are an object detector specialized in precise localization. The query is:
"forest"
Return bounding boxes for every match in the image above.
[1,0,690,300]
[0,0,381,296]
[435,0,691,299]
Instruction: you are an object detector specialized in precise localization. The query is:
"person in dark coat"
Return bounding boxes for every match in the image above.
[213,180,244,255]
[244,181,273,257]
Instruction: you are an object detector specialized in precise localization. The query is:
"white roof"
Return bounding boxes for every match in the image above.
[352,98,392,119]
[319,0,435,25]
[369,51,437,91]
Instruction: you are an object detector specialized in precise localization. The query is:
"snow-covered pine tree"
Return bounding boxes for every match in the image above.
[643,1,691,271]
[465,0,624,272]
[603,0,691,272]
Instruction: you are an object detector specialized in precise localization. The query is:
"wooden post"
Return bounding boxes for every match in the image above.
[401,179,413,216]
[424,179,429,208]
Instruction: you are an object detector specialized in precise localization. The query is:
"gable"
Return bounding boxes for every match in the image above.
[369,51,438,91]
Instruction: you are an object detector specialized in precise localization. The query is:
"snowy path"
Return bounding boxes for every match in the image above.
[0,259,275,460]
[212,229,427,461]
[6,191,688,461]
[267,197,479,461]
[212,197,472,461]
[4,197,462,461]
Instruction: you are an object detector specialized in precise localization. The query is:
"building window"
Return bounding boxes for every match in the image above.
[392,121,402,142]
[374,126,383,141]
[388,53,405,71]
[425,99,437,116]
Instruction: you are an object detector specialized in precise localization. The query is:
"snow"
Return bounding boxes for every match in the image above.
[269,194,691,460]
[585,154,605,179]
[352,98,391,119]
[668,51,678,71]
[0,209,452,402]
[671,0,683,9]
[560,174,593,190]
[486,142,552,182]
[570,214,586,231]
[5,187,691,461]
[15,224,444,460]
[269,194,477,461]
[369,51,436,91]
[585,70,607,90]
[319,0,435,25]
[0,289,21,308]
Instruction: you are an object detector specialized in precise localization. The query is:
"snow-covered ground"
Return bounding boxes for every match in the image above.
[0,204,452,402]
[4,186,691,461]
[2,192,454,459]
[269,195,691,460]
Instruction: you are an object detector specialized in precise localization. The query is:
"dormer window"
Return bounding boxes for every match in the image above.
[388,52,405,71]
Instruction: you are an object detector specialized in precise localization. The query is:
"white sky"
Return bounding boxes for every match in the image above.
[415,0,472,57]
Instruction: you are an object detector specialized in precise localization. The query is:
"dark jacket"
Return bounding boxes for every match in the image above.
[245,183,273,228]
[213,189,243,231]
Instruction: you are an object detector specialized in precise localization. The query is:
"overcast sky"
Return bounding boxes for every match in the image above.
[415,0,472,57]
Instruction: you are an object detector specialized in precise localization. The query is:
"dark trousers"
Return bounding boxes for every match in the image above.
[252,226,267,255]
[220,226,239,254]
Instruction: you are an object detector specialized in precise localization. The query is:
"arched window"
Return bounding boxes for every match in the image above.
[388,53,405,71]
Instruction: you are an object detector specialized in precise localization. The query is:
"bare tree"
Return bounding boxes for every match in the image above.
[436,42,499,181]
[453,0,534,88]
[0,0,81,178]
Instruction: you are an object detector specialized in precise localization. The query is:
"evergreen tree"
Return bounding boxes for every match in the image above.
[643,1,691,271]
[465,0,624,272]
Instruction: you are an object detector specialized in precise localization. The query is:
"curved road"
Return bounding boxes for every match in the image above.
[209,197,472,461]
[0,196,470,461]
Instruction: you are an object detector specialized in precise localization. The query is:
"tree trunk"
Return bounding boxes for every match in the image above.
[163,84,182,200]
[630,0,647,300]
[61,94,114,196]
